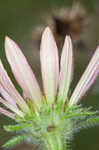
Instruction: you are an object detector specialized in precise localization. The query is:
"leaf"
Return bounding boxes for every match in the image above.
[3,134,26,148]
[4,123,32,132]
[65,105,98,120]
[76,116,99,129]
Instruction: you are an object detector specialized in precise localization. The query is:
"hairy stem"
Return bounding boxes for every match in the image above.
[43,133,66,150]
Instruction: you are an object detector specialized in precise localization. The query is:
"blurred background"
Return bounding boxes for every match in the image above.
[0,0,99,150]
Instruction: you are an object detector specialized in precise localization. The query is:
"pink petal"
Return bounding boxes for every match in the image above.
[40,27,59,104]
[69,47,99,106]
[5,37,42,110]
[0,107,14,119]
[0,97,24,117]
[0,83,17,108]
[58,36,73,103]
[0,60,29,113]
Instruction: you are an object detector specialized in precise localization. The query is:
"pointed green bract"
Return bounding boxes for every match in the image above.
[3,134,26,148]
[4,123,32,132]
[3,104,99,150]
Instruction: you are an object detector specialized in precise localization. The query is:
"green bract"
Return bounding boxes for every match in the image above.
[3,103,99,150]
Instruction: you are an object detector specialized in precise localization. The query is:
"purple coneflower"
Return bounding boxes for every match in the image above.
[0,27,98,120]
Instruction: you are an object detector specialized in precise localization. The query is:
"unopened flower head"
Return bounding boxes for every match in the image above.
[0,27,98,119]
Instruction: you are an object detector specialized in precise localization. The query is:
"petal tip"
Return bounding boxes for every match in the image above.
[5,36,16,48]
[5,36,13,50]
[5,36,11,43]
[42,26,52,38]
[65,35,72,43]
[44,26,51,32]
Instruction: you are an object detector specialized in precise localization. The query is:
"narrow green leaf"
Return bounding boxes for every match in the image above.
[74,117,99,132]
[3,134,26,148]
[65,105,98,120]
[4,123,32,132]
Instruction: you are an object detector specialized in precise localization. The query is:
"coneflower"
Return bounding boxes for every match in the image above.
[0,27,99,150]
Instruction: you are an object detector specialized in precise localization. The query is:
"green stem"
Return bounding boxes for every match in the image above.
[43,133,66,150]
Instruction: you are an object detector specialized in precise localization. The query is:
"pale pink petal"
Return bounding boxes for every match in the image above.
[82,66,99,94]
[0,83,17,108]
[0,60,29,113]
[40,27,59,104]
[5,37,42,109]
[0,97,24,117]
[58,36,73,103]
[69,47,99,106]
[0,107,14,119]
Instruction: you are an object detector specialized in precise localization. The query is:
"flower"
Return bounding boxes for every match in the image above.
[0,27,98,119]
